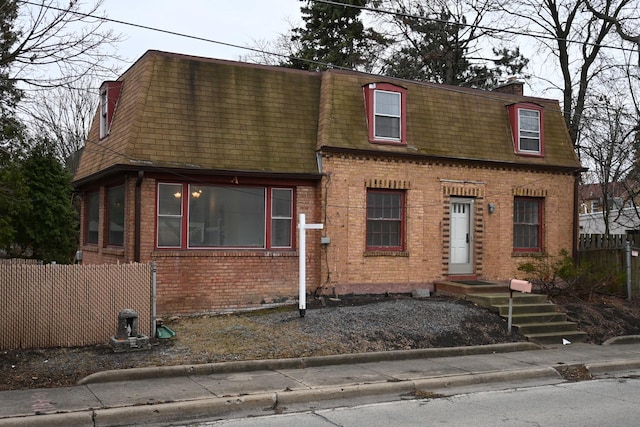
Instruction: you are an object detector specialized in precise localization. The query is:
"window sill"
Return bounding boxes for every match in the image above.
[103,246,125,256]
[512,251,542,257]
[153,249,298,258]
[364,251,409,257]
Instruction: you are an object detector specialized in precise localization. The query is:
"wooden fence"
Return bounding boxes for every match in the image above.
[577,234,640,296]
[0,263,152,350]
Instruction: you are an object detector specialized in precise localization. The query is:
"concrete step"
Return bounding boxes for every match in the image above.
[509,312,569,324]
[435,281,508,296]
[494,303,558,316]
[525,330,589,345]
[514,321,580,335]
[468,293,547,307]
[466,290,587,345]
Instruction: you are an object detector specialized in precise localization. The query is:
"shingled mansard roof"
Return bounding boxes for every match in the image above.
[74,50,581,185]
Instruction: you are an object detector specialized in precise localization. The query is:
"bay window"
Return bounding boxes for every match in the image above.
[157,183,294,249]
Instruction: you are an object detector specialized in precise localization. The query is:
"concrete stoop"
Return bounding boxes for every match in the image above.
[467,293,588,345]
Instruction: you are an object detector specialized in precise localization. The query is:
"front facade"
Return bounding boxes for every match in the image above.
[74,51,582,316]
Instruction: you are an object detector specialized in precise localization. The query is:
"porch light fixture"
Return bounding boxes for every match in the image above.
[488,203,495,214]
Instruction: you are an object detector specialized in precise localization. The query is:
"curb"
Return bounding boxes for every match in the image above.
[5,358,640,427]
[602,335,640,345]
[19,365,559,427]
[78,342,541,385]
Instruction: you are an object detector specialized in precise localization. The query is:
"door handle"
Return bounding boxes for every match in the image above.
[466,233,469,243]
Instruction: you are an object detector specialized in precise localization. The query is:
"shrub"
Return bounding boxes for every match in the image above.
[517,249,624,300]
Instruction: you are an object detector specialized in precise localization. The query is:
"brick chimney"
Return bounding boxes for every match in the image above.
[492,77,524,96]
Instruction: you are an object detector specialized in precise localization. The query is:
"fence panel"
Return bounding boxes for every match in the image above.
[578,234,640,296]
[0,263,151,350]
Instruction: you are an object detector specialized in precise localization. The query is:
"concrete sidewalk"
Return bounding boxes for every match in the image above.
[2,339,640,427]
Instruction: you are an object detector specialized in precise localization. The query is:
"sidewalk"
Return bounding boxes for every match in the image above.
[2,339,640,427]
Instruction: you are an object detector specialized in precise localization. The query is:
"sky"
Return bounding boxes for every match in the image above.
[101,1,303,66]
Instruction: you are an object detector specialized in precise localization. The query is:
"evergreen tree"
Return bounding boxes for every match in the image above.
[288,0,387,71]
[0,0,28,252]
[10,139,77,263]
[382,8,528,88]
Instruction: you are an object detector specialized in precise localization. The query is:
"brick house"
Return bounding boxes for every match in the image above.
[73,50,583,316]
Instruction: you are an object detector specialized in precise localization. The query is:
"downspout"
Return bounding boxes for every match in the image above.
[135,170,143,262]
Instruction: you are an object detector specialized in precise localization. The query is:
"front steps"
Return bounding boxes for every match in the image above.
[467,293,588,345]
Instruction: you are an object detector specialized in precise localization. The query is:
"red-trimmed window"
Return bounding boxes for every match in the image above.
[85,190,99,245]
[366,189,405,251]
[106,185,125,246]
[99,81,123,139]
[364,83,407,144]
[156,183,294,249]
[508,103,544,156]
[513,197,543,252]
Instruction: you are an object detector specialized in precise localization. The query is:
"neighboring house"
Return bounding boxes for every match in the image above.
[578,182,640,234]
[73,50,583,316]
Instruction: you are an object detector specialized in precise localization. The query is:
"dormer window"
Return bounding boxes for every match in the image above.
[364,82,407,144]
[508,103,544,156]
[99,81,123,139]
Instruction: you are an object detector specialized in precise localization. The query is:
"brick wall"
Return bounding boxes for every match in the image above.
[318,153,577,296]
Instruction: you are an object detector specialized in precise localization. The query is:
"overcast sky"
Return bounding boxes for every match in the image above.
[101,1,302,65]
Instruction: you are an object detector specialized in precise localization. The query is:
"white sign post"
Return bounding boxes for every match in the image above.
[298,213,323,317]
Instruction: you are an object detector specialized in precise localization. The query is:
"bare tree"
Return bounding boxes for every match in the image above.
[580,87,637,234]
[7,0,122,90]
[23,76,98,171]
[497,0,631,151]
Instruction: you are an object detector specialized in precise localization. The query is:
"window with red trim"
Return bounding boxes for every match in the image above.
[156,183,294,249]
[364,83,407,144]
[513,197,543,252]
[85,191,99,244]
[366,189,405,251]
[99,81,123,139]
[508,103,544,156]
[106,185,125,246]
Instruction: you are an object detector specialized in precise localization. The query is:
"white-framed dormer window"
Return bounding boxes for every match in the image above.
[99,81,123,139]
[518,109,541,153]
[99,88,109,138]
[364,82,407,144]
[374,90,401,141]
[508,103,544,157]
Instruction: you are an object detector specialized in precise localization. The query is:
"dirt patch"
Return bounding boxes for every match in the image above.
[1,293,639,391]
[553,294,640,344]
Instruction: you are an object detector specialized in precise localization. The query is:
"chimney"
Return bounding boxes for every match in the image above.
[492,77,524,96]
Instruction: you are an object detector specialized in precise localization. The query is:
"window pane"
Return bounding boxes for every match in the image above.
[107,186,124,246]
[519,109,540,152]
[271,189,292,247]
[513,198,541,250]
[271,218,292,247]
[86,191,99,244]
[158,217,182,247]
[158,183,182,215]
[375,116,400,139]
[375,91,400,116]
[367,191,403,249]
[189,186,265,247]
[520,110,540,131]
[272,189,292,217]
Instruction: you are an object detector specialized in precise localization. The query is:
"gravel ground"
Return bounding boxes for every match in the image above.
[0,295,525,391]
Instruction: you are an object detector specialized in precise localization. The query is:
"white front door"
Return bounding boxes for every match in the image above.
[449,198,473,275]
